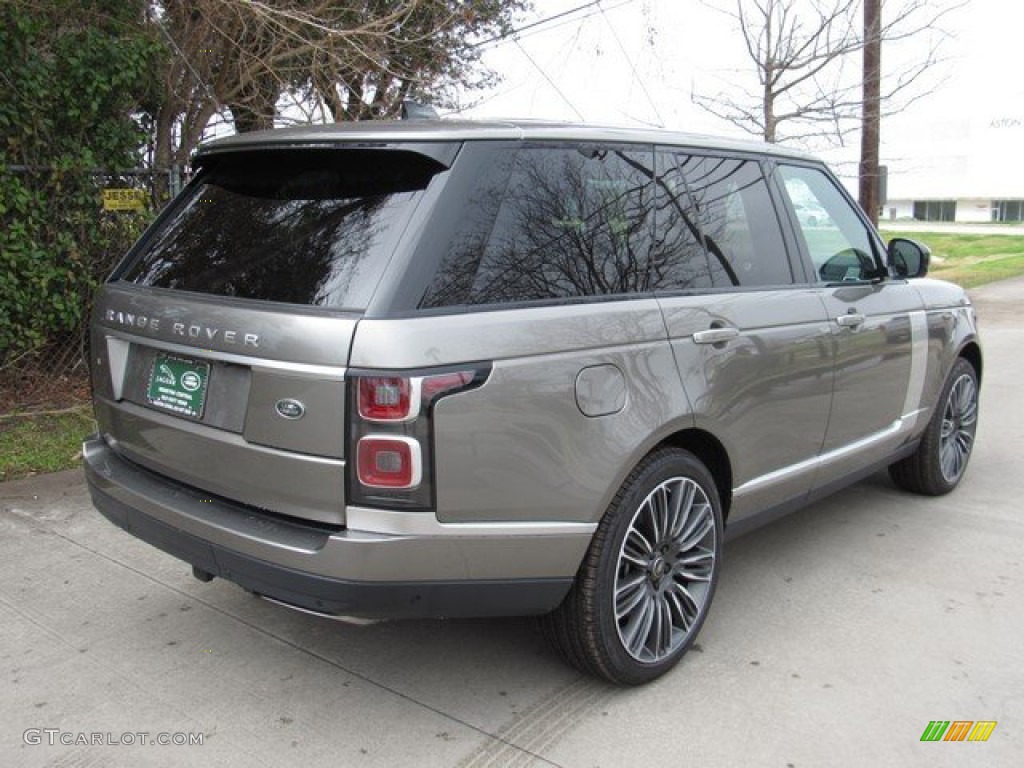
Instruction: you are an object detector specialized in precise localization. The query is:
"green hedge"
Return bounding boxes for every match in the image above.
[0,2,159,364]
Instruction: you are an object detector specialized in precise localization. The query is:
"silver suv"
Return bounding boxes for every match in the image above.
[84,120,981,684]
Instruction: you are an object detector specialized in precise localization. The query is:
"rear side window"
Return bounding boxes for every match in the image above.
[652,152,717,290]
[421,146,655,307]
[667,154,794,287]
[119,149,448,310]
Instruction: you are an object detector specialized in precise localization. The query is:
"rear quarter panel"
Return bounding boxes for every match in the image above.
[349,300,693,524]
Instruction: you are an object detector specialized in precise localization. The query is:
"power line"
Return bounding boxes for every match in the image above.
[514,39,585,121]
[598,2,665,127]
[473,0,607,49]
[475,0,636,50]
[512,0,636,45]
[456,0,636,121]
[151,11,218,104]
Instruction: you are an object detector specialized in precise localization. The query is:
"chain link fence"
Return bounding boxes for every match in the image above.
[1,166,185,414]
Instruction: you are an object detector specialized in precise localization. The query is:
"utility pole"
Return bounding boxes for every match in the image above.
[859,0,881,225]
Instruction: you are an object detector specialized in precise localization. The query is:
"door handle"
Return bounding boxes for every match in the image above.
[693,327,740,345]
[835,313,866,328]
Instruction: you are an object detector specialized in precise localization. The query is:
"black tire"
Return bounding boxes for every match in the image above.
[889,357,979,495]
[540,448,723,685]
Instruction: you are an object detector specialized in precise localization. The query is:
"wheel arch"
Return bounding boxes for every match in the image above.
[656,428,734,520]
[959,340,982,384]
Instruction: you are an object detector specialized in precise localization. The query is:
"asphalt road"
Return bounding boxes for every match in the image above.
[2,281,1021,768]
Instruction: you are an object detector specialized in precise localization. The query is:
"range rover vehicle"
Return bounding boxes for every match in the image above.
[84,119,981,685]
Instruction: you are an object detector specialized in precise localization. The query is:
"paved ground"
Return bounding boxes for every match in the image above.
[2,283,1022,768]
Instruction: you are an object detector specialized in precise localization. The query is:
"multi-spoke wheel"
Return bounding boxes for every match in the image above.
[614,477,716,663]
[890,357,979,495]
[939,372,978,484]
[540,448,723,685]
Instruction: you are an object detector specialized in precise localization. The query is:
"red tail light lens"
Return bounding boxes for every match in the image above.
[421,371,475,405]
[358,377,415,421]
[356,436,422,488]
[348,365,489,510]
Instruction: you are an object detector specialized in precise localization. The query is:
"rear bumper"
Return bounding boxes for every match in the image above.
[83,435,590,619]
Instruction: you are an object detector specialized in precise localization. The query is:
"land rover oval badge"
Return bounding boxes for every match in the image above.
[275,399,305,420]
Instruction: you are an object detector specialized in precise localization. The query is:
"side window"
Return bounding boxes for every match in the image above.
[679,155,795,287]
[421,146,654,307]
[778,164,879,282]
[651,151,715,291]
[416,149,516,309]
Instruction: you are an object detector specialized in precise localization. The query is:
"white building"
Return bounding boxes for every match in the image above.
[883,110,1024,223]
[878,0,1024,225]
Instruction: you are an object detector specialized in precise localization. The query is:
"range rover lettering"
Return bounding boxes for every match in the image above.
[84,120,981,685]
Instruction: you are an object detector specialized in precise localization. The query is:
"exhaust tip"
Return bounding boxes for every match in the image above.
[258,594,379,626]
[192,565,215,583]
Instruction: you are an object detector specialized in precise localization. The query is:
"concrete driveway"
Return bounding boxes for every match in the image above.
[2,282,1021,768]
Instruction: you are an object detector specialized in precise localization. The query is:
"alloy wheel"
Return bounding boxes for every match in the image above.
[614,477,717,663]
[939,373,978,483]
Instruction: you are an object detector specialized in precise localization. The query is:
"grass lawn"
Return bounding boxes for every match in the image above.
[883,231,1024,288]
[0,406,95,482]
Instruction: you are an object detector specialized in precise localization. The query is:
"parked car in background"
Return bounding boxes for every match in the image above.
[84,119,981,685]
[793,200,831,228]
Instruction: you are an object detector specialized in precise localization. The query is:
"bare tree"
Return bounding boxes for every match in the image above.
[307,1,525,122]
[692,0,958,146]
[147,0,526,199]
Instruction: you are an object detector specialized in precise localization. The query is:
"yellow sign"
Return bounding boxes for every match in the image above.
[102,188,147,212]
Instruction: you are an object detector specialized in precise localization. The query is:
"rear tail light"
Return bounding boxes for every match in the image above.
[358,377,419,422]
[348,366,488,509]
[420,371,474,404]
[356,436,422,488]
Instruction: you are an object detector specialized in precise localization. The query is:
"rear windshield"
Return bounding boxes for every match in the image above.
[118,148,449,310]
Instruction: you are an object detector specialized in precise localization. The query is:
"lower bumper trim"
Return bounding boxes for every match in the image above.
[88,482,572,620]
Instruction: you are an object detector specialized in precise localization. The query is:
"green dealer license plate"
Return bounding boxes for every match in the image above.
[146,354,210,419]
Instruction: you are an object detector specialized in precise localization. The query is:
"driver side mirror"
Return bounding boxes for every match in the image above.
[888,238,931,278]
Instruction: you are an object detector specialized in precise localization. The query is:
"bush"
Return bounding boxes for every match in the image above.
[0,2,159,366]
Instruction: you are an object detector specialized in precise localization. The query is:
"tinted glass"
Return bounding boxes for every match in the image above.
[679,155,794,287]
[652,152,716,291]
[415,148,517,309]
[778,164,878,282]
[421,146,655,307]
[120,149,447,309]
